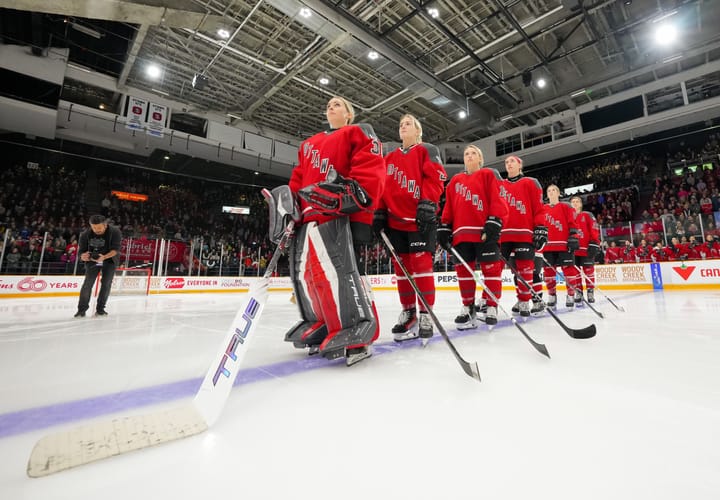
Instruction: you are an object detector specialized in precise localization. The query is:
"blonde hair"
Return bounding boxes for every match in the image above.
[400,114,422,143]
[464,145,484,167]
[332,96,355,125]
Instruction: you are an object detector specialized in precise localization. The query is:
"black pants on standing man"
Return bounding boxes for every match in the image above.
[77,260,117,314]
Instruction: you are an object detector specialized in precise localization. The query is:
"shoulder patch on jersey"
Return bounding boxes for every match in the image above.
[526,176,542,190]
[356,123,378,140]
[487,168,502,181]
[420,143,443,164]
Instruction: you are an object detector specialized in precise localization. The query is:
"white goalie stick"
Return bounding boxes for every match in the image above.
[27,194,295,478]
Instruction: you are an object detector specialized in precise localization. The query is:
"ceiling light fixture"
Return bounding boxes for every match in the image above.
[458,110,467,119]
[300,7,312,18]
[217,28,230,39]
[427,8,439,19]
[655,23,677,46]
[368,51,379,60]
[70,22,103,39]
[536,77,547,89]
[500,114,513,122]
[318,77,330,85]
[146,64,162,80]
[570,88,586,97]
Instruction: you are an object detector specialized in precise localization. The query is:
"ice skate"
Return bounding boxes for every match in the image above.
[418,312,433,346]
[485,306,498,328]
[511,300,520,315]
[587,289,595,303]
[530,298,545,316]
[519,300,531,319]
[546,294,557,309]
[566,294,575,309]
[392,307,419,342]
[454,304,478,330]
[345,346,372,366]
[574,292,583,307]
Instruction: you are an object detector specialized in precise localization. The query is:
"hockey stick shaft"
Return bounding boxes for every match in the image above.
[380,230,481,382]
[540,256,604,319]
[573,264,625,312]
[501,255,596,339]
[450,248,549,358]
[193,219,294,426]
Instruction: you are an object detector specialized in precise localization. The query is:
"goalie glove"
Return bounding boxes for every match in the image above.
[437,224,453,251]
[567,229,580,253]
[297,169,371,216]
[415,200,438,236]
[533,225,548,250]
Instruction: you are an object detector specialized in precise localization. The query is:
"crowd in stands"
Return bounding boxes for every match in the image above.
[2,139,720,276]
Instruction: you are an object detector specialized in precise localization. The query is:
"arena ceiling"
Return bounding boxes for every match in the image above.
[2,0,720,145]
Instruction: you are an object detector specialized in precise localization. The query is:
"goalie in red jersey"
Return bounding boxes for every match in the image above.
[374,114,447,342]
[284,96,385,366]
[438,145,508,328]
[570,196,601,304]
[499,155,548,318]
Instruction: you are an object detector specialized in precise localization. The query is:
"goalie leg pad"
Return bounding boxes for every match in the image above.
[292,218,377,357]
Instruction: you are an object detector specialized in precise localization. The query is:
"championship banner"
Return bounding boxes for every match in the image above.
[146,103,168,138]
[125,96,148,131]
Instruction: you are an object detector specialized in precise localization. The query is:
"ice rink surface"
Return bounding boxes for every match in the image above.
[1,288,719,499]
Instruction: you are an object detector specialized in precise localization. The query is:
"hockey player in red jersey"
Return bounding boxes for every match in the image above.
[374,114,447,342]
[499,155,547,318]
[439,145,508,328]
[570,196,601,304]
[285,96,385,366]
[542,184,579,309]
[701,234,720,259]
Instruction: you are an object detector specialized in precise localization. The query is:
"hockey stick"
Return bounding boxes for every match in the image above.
[450,248,549,358]
[501,256,596,340]
[27,207,295,478]
[539,255,604,319]
[380,230,481,382]
[574,264,625,312]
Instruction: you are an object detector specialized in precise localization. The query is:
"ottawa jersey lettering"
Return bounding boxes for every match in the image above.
[386,163,421,199]
[545,213,564,232]
[454,181,484,212]
[302,142,334,174]
[499,185,527,215]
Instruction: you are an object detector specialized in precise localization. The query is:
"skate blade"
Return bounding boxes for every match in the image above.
[346,350,372,366]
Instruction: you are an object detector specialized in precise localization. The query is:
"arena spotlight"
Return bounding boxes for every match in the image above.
[536,77,547,89]
[655,23,677,46]
[458,110,467,119]
[368,51,379,60]
[146,64,161,80]
[217,28,230,39]
[300,7,312,18]
[427,8,439,19]
[319,77,330,85]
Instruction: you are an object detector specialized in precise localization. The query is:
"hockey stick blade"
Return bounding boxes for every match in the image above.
[574,264,624,312]
[502,256,596,340]
[27,220,295,478]
[380,231,481,382]
[450,248,550,358]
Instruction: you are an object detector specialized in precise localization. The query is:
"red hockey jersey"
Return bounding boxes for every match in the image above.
[605,246,624,264]
[380,143,447,232]
[543,201,578,252]
[701,241,720,259]
[574,211,601,257]
[441,168,508,244]
[498,176,546,244]
[289,124,385,226]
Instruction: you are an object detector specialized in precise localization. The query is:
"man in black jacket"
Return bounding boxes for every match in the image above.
[75,215,122,317]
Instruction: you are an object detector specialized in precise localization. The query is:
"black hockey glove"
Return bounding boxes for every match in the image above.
[298,171,371,216]
[587,241,600,260]
[533,225,548,250]
[482,215,502,245]
[567,229,580,253]
[437,224,453,251]
[372,209,388,236]
[415,199,438,236]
